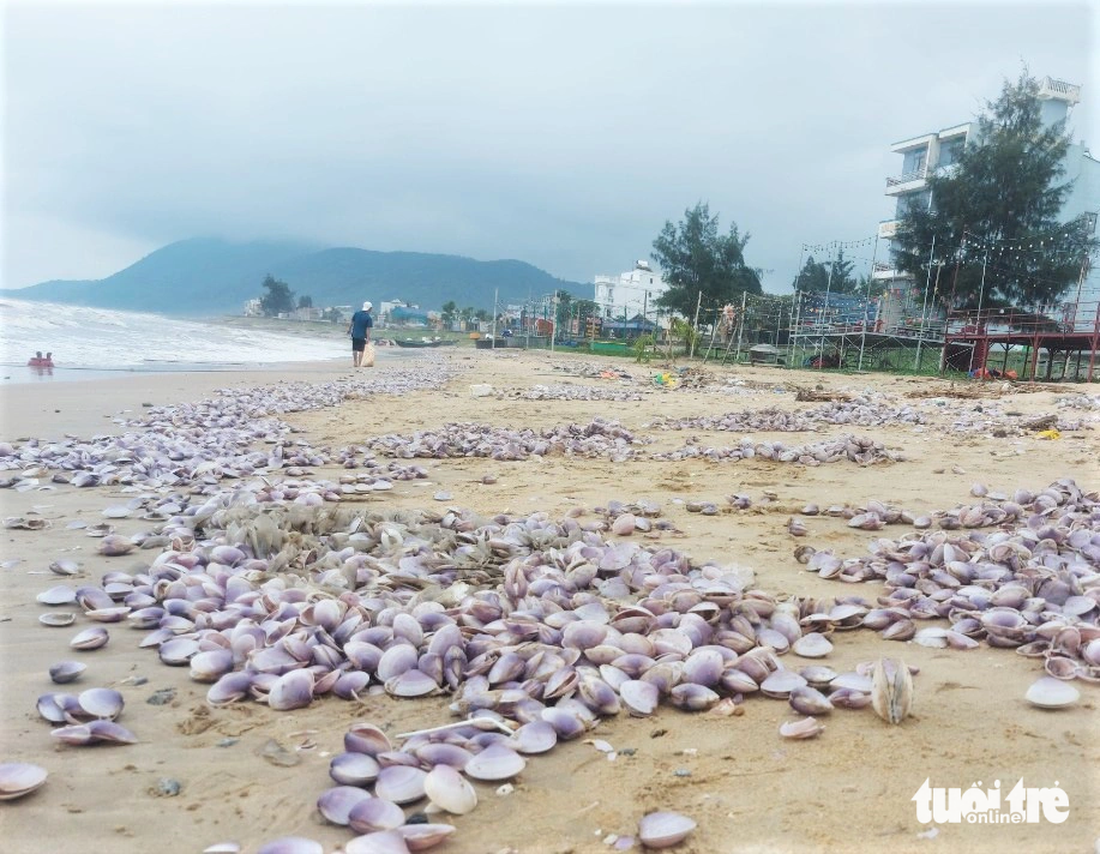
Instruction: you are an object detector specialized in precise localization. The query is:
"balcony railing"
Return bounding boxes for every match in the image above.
[877,220,899,239]
[886,168,927,188]
[1038,76,1081,104]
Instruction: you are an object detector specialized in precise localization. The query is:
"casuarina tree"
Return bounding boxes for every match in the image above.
[651,202,762,318]
[893,70,1097,308]
[259,275,295,316]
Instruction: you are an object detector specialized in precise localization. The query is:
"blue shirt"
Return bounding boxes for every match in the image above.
[350,310,373,338]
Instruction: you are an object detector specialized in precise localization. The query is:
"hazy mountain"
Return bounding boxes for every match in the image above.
[5,238,590,315]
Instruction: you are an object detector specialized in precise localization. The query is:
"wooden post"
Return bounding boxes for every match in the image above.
[688,291,703,359]
[733,290,748,364]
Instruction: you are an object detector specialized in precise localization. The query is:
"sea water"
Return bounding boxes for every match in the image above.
[0,298,350,383]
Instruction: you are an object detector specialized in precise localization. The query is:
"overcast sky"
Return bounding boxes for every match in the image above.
[2,1,1096,295]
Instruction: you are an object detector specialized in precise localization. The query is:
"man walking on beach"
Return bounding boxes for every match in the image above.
[347,301,374,368]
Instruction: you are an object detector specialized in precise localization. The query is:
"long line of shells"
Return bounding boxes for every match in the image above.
[650,435,902,465]
[0,359,460,490]
[363,419,644,462]
[649,396,925,432]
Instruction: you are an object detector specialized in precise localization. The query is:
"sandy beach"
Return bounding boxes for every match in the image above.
[1,349,1097,854]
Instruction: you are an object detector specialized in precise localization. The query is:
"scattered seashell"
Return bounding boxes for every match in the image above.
[638,811,697,849]
[871,657,913,724]
[0,762,48,800]
[779,717,824,739]
[1025,676,1080,709]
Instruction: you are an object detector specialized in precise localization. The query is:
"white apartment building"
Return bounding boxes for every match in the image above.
[875,76,1099,328]
[593,260,668,322]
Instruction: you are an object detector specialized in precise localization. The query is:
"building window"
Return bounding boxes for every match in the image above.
[902,147,927,176]
[938,138,964,167]
[895,190,931,219]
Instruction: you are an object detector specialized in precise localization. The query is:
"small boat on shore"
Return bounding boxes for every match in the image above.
[27,352,54,368]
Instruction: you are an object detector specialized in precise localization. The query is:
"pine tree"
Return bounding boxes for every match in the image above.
[794,255,830,293]
[893,70,1097,308]
[652,202,762,317]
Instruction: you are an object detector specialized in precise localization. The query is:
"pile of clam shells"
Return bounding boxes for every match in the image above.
[804,479,1100,690]
[302,716,701,852]
[364,419,644,462]
[35,688,137,746]
[1056,394,1100,411]
[550,362,633,380]
[0,361,458,490]
[650,434,902,466]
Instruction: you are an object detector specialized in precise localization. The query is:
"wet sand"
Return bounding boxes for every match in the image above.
[1,349,1097,854]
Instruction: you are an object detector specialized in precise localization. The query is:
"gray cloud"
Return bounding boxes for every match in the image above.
[3,2,1095,292]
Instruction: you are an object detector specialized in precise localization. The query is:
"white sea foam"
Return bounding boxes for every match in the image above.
[0,299,347,375]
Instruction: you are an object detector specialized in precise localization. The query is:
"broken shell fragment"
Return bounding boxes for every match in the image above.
[778,717,824,739]
[39,612,77,627]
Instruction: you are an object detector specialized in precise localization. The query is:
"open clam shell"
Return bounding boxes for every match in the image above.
[0,762,48,801]
[39,612,76,627]
[345,723,392,756]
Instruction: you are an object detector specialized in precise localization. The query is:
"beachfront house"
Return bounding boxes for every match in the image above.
[594,260,669,328]
[874,76,1099,331]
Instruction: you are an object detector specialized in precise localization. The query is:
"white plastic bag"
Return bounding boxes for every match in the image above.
[363,343,376,367]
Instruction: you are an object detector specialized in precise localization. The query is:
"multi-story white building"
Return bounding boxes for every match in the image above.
[875,76,1099,329]
[593,260,668,322]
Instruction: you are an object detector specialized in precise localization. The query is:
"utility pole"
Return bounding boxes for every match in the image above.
[549,292,557,353]
[491,288,498,350]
